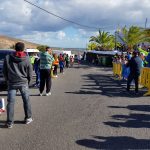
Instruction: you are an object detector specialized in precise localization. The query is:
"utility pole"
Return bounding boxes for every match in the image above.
[115,31,117,50]
[145,18,148,28]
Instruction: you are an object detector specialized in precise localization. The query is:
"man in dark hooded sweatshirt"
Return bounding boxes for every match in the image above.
[126,51,142,94]
[3,42,33,128]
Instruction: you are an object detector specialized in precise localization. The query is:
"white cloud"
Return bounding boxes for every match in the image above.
[0,0,150,48]
[17,30,87,48]
[57,31,66,40]
[1,0,149,32]
[78,29,87,36]
[126,10,143,22]
[0,0,32,24]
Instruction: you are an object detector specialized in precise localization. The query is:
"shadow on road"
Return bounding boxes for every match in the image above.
[0,120,25,128]
[65,72,147,98]
[104,113,150,128]
[104,104,150,128]
[76,136,150,149]
[109,105,150,112]
[0,121,7,128]
[65,90,101,94]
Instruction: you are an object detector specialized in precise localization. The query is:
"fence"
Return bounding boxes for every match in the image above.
[140,67,150,96]
[112,62,122,79]
[112,63,150,96]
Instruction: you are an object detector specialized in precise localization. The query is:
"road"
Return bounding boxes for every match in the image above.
[0,63,150,150]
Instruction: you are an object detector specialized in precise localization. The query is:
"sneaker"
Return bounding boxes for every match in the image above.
[46,92,51,96]
[6,123,13,129]
[39,93,43,96]
[25,118,33,124]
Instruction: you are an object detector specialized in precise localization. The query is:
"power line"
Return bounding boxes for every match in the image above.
[24,0,114,30]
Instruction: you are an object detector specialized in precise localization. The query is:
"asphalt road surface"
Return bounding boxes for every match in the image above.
[0,63,150,150]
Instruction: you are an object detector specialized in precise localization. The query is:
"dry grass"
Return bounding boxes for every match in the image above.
[0,35,40,49]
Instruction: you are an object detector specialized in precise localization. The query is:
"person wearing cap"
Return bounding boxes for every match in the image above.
[126,51,143,94]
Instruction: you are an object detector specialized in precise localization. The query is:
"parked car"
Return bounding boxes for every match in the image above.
[0,49,15,90]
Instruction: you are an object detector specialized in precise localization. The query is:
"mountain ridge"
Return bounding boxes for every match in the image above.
[0,35,40,49]
[0,35,85,52]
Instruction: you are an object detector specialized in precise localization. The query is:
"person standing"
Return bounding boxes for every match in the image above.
[3,42,33,128]
[34,56,40,87]
[65,54,69,68]
[58,54,64,74]
[77,53,82,67]
[126,51,143,94]
[70,55,74,67]
[145,51,150,67]
[39,47,54,96]
[53,53,59,77]
[29,54,35,70]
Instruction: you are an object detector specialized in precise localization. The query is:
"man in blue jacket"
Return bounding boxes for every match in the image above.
[126,51,143,94]
[3,42,33,128]
[145,52,150,67]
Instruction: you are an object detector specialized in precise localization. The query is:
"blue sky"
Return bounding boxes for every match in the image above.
[0,0,150,48]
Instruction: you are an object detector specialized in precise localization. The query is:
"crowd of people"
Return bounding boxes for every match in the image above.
[3,41,150,129]
[113,49,150,94]
[33,52,75,87]
[2,42,78,128]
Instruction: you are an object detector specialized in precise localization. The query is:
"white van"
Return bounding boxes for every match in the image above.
[25,49,40,56]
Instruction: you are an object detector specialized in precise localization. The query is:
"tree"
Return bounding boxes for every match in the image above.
[10,44,15,49]
[87,42,97,50]
[141,28,150,43]
[37,45,48,52]
[89,30,115,50]
[119,26,146,51]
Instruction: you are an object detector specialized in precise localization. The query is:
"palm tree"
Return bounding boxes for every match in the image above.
[87,42,97,50]
[118,26,147,51]
[141,28,150,42]
[89,30,115,50]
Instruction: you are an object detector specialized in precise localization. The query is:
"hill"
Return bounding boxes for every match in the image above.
[0,35,40,49]
[0,35,85,53]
